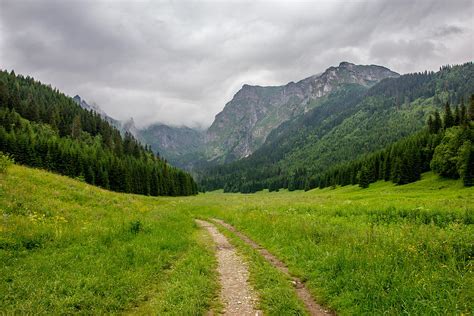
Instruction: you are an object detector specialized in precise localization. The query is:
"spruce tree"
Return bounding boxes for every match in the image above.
[433,111,442,133]
[460,101,467,125]
[427,115,435,133]
[454,105,461,126]
[71,115,82,139]
[359,164,370,188]
[444,102,454,129]
[469,95,474,121]
[462,146,474,187]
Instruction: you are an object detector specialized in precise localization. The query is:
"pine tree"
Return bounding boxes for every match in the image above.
[444,102,454,129]
[427,115,435,133]
[433,111,442,133]
[454,105,461,126]
[462,146,474,187]
[469,95,474,121]
[71,114,82,139]
[460,100,467,125]
[359,164,370,188]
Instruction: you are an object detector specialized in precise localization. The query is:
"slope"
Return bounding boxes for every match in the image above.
[206,62,399,162]
[0,69,197,196]
[0,163,218,314]
[140,123,205,169]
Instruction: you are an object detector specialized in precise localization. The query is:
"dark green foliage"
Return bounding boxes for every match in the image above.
[461,143,474,186]
[358,164,370,188]
[129,220,143,234]
[469,95,474,121]
[443,102,454,129]
[433,111,442,133]
[0,69,197,196]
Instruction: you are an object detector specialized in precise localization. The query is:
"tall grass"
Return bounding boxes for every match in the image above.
[190,174,473,314]
[1,165,473,314]
[0,165,217,314]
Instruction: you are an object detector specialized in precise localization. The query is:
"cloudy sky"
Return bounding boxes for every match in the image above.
[0,0,473,128]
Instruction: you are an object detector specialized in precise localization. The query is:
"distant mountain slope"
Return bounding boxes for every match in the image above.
[206,62,399,162]
[73,95,142,139]
[200,62,474,192]
[140,124,205,168]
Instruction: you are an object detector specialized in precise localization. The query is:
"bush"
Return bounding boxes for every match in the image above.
[0,152,13,174]
[129,220,142,234]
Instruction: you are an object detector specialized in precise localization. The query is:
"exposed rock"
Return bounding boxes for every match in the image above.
[206,62,398,162]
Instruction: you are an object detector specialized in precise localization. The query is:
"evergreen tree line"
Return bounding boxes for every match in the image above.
[310,97,474,190]
[0,69,197,196]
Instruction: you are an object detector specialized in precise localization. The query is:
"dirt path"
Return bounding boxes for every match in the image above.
[195,219,261,316]
[212,218,333,316]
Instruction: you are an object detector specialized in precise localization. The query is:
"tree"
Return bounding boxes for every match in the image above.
[427,115,435,134]
[443,102,454,129]
[457,141,474,187]
[460,101,467,125]
[71,114,82,139]
[359,164,370,188]
[430,127,465,178]
[469,95,474,121]
[454,105,461,126]
[0,81,9,107]
[433,111,442,133]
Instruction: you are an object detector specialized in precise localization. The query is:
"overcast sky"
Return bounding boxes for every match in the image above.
[0,0,473,128]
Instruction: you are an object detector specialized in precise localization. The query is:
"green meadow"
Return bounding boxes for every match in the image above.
[1,164,473,314]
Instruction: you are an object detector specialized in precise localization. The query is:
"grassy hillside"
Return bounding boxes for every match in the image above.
[1,164,473,314]
[0,165,217,314]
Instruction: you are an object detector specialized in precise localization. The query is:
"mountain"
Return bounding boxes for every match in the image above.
[73,95,120,127]
[200,62,474,192]
[140,124,205,169]
[205,62,399,162]
[73,95,142,140]
[118,62,398,169]
[122,117,141,139]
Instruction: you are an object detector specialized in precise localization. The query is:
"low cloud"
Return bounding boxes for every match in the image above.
[0,0,472,128]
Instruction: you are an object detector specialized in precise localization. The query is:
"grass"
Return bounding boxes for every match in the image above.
[0,165,218,314]
[1,165,473,314]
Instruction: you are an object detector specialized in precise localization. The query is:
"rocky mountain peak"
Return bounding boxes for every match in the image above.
[206,62,399,162]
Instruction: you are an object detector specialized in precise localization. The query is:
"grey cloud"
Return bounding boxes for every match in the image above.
[0,0,473,128]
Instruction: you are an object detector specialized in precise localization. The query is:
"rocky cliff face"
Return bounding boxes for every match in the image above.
[73,95,117,124]
[73,95,142,140]
[205,62,399,162]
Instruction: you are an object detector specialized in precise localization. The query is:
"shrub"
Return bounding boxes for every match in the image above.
[129,220,142,234]
[0,152,13,174]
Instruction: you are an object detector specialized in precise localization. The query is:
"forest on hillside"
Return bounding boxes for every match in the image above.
[0,70,198,196]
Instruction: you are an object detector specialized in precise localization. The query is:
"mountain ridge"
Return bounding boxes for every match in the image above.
[205,62,399,161]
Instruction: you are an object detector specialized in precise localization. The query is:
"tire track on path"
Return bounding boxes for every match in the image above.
[211,218,333,316]
[195,219,261,316]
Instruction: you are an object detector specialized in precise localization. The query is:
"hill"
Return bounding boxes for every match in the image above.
[0,69,197,196]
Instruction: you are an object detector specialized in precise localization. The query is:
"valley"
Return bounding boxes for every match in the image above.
[1,164,472,314]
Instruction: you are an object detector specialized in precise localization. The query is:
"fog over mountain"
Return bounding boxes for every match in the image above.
[0,0,472,128]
